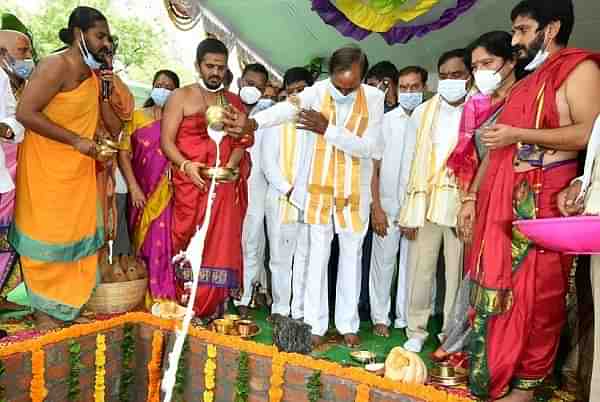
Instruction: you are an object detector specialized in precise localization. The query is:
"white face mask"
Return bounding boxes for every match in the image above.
[437,79,468,103]
[197,74,223,93]
[150,87,172,107]
[329,81,356,105]
[397,92,423,111]
[524,48,549,71]
[474,69,503,96]
[79,32,103,70]
[239,86,262,105]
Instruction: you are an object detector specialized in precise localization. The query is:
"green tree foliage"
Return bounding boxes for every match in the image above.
[2,0,173,82]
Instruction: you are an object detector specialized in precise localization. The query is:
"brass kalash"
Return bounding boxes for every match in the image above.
[202,92,239,182]
[93,137,126,162]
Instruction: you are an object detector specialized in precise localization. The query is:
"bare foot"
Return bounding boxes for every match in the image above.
[431,346,450,362]
[496,389,534,402]
[311,335,325,348]
[34,311,61,332]
[373,324,390,338]
[343,333,361,348]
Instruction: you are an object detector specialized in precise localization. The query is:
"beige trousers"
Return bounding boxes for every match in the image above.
[406,220,463,341]
[592,256,600,401]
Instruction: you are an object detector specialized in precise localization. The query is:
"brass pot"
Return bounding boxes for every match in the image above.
[199,167,239,182]
[223,314,241,326]
[213,319,232,335]
[236,320,255,337]
[206,105,225,131]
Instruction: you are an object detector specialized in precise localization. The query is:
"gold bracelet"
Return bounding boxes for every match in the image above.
[179,160,191,173]
[461,194,477,203]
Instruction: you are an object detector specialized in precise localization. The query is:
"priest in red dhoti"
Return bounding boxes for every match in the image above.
[160,38,252,319]
[462,1,600,400]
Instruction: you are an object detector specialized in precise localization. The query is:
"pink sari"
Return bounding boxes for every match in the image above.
[0,142,20,297]
[127,113,176,300]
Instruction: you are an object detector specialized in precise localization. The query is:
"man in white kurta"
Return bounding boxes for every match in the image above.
[369,66,427,338]
[399,50,472,353]
[261,67,313,319]
[231,48,384,346]
[236,64,270,313]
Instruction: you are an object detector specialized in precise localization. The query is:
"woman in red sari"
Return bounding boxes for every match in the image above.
[433,31,520,363]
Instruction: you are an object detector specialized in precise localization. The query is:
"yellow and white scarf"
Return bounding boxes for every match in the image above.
[399,95,460,228]
[279,122,301,224]
[305,87,369,233]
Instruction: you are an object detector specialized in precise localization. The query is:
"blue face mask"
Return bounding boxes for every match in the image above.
[397,92,423,112]
[150,87,172,107]
[12,59,34,79]
[79,32,103,70]
[329,81,356,105]
[254,98,275,112]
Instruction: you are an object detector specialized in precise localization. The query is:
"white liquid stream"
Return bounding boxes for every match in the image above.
[161,129,223,402]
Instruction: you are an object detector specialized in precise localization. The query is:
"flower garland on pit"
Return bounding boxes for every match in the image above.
[234,351,249,402]
[269,352,285,402]
[67,340,83,401]
[94,334,107,402]
[30,348,47,402]
[203,344,217,402]
[355,383,371,402]
[147,331,164,402]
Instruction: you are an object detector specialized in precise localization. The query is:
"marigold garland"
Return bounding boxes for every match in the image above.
[269,352,285,402]
[30,348,47,402]
[203,344,217,402]
[147,331,164,402]
[0,313,473,402]
[94,334,106,402]
[355,383,370,402]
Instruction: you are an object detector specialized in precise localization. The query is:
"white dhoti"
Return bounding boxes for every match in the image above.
[304,222,367,336]
[405,220,463,341]
[369,219,409,328]
[265,189,309,316]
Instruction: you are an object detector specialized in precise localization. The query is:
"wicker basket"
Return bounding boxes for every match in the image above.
[86,278,148,314]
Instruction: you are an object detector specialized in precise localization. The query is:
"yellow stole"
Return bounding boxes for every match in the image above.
[279,122,300,224]
[306,87,368,232]
[399,95,460,228]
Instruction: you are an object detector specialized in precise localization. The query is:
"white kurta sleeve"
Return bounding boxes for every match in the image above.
[254,85,319,129]
[323,93,384,159]
[0,71,24,143]
[261,126,292,196]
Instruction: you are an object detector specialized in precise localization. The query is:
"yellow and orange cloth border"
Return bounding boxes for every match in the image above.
[0,312,473,402]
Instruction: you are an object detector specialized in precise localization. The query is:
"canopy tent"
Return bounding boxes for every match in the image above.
[174,0,600,80]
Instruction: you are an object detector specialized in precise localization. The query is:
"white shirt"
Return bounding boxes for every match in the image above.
[0,68,25,193]
[115,166,128,194]
[246,106,268,214]
[254,79,384,222]
[376,106,413,219]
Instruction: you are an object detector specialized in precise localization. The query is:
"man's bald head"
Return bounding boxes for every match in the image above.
[0,30,33,60]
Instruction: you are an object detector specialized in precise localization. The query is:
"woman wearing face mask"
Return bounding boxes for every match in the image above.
[434,31,520,362]
[118,69,180,302]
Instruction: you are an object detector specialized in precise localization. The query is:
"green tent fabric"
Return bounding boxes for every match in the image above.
[1,13,39,62]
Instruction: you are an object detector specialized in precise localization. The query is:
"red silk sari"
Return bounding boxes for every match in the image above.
[467,49,600,399]
[171,92,252,318]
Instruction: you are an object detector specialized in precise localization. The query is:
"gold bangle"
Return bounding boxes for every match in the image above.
[461,195,477,203]
[179,160,191,173]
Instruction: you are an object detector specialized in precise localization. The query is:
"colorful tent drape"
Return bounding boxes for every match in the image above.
[312,0,478,44]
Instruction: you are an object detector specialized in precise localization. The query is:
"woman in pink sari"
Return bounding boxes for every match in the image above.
[118,70,180,302]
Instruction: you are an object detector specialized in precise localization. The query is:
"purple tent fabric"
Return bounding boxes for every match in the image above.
[311,0,478,45]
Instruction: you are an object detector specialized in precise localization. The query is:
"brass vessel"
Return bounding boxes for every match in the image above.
[428,362,469,386]
[206,92,228,131]
[199,167,239,182]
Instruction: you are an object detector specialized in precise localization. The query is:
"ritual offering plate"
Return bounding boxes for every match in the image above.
[151,301,186,320]
[514,216,600,255]
[428,362,469,387]
[199,167,240,182]
[365,363,385,376]
[208,319,261,338]
[350,350,376,364]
